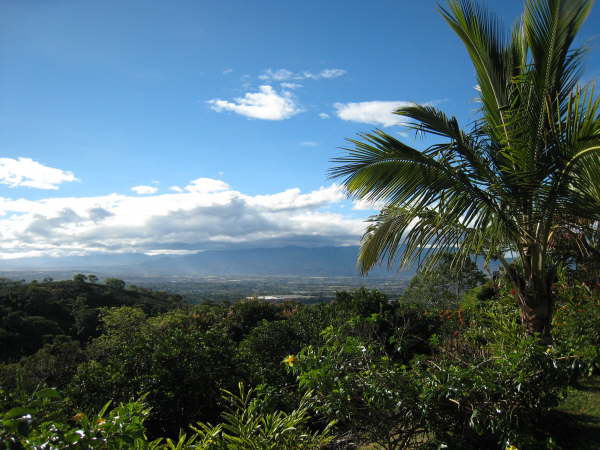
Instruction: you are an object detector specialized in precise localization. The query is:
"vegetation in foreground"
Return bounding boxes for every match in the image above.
[0,256,598,449]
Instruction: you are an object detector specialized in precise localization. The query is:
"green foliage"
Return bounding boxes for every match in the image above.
[222,299,286,341]
[409,297,576,449]
[25,400,155,449]
[1,388,157,449]
[73,274,87,283]
[105,278,126,290]
[553,279,600,376]
[0,337,85,395]
[71,307,240,437]
[1,275,597,449]
[87,274,99,284]
[238,319,302,389]
[0,279,182,362]
[400,254,486,308]
[0,387,65,447]
[293,290,586,449]
[189,383,336,449]
[294,328,425,449]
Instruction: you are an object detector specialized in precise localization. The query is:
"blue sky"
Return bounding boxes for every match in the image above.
[0,0,598,258]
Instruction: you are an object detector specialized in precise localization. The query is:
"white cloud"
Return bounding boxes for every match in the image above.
[299,141,319,147]
[259,68,346,81]
[281,82,302,90]
[304,68,346,79]
[334,101,415,127]
[259,69,297,81]
[246,184,345,210]
[352,199,386,211]
[318,112,330,119]
[183,178,230,193]
[131,185,158,195]
[208,85,301,120]
[0,182,363,258]
[169,186,183,193]
[144,249,200,256]
[0,157,77,190]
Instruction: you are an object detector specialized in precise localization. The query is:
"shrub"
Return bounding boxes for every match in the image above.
[416,297,574,449]
[0,388,157,449]
[552,279,600,377]
[70,308,240,438]
[293,327,426,449]
[188,383,336,449]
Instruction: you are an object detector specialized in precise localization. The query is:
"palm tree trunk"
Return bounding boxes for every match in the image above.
[518,292,553,344]
[500,251,554,343]
[507,244,555,344]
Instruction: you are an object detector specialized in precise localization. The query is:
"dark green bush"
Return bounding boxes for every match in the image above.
[294,327,426,449]
[553,279,600,377]
[70,307,240,438]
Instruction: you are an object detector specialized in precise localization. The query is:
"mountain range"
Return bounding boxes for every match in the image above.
[0,246,414,278]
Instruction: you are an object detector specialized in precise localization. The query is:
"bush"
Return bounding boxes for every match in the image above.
[188,383,336,449]
[293,327,426,449]
[70,307,240,438]
[1,388,157,449]
[553,279,600,377]
[0,336,85,395]
[415,297,574,449]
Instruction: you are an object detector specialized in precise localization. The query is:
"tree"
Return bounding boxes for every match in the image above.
[104,278,126,290]
[401,254,486,307]
[73,273,87,283]
[87,274,99,284]
[331,0,600,341]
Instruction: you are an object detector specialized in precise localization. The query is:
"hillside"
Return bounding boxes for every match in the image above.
[0,279,182,362]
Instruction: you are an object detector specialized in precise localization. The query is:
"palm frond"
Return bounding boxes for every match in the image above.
[330,0,599,277]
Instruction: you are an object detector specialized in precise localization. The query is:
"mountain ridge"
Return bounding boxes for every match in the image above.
[0,246,413,278]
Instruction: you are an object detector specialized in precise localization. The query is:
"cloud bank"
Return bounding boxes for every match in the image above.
[0,180,364,258]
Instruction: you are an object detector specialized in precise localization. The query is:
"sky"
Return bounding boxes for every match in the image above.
[0,0,599,259]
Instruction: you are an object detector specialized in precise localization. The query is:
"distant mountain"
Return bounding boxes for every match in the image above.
[0,246,413,278]
[137,246,411,278]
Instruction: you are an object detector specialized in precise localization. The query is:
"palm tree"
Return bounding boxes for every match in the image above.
[330,0,600,341]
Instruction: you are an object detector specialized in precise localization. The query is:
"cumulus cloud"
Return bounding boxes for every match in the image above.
[0,157,78,190]
[131,185,158,195]
[183,178,230,193]
[259,68,346,81]
[88,207,113,222]
[334,101,415,127]
[0,182,362,258]
[318,112,330,119]
[208,85,301,120]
